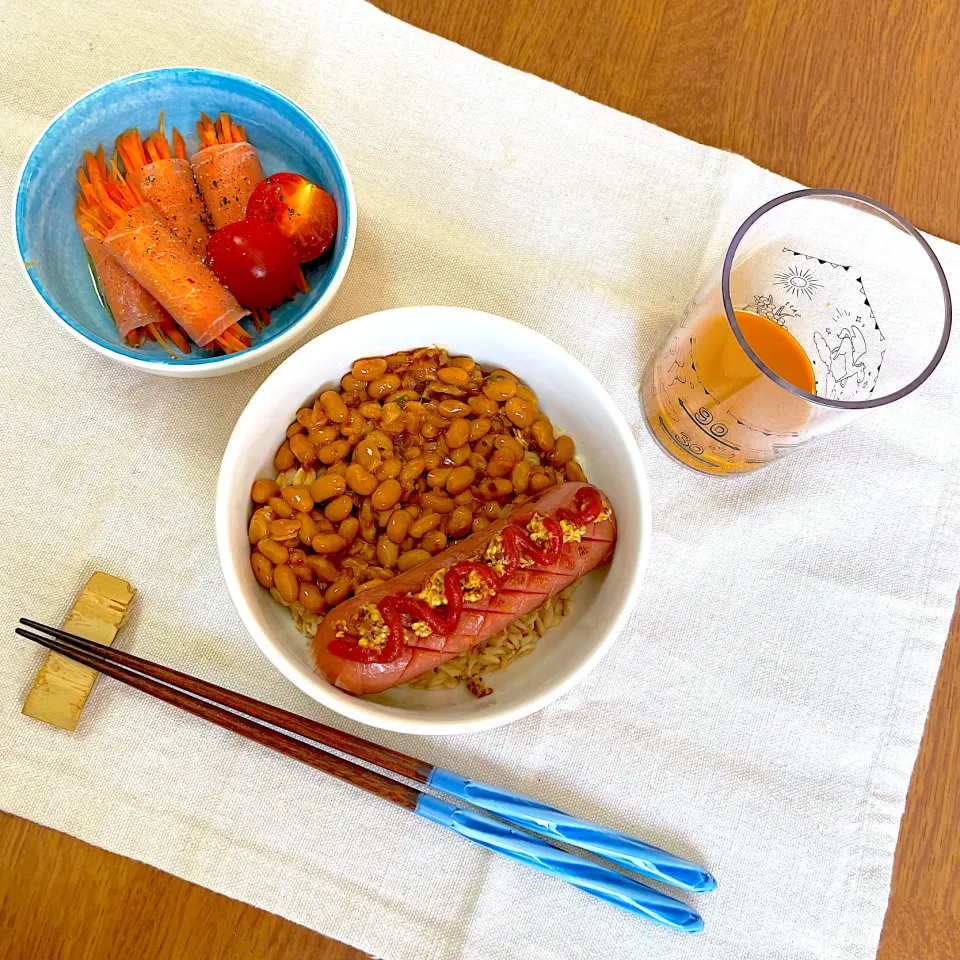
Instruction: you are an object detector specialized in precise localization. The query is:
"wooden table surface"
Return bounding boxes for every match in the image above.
[3,1,959,958]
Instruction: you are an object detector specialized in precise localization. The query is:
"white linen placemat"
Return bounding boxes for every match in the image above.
[1,1,957,958]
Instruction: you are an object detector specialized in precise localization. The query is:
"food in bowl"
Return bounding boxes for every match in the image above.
[246,346,616,696]
[191,111,265,230]
[313,481,615,695]
[74,111,337,357]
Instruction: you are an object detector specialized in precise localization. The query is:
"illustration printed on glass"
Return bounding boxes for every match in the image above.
[774,265,822,300]
[730,246,885,401]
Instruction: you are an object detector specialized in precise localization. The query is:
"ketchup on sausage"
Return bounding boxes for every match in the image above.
[326,485,604,663]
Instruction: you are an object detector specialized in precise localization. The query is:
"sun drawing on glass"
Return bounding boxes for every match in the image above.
[773,266,822,300]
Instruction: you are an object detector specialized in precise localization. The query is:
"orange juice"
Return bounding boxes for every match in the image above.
[642,310,816,474]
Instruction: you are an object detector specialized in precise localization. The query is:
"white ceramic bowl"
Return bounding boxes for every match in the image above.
[217,307,651,734]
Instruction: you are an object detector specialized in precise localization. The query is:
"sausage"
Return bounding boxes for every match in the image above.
[310,482,616,695]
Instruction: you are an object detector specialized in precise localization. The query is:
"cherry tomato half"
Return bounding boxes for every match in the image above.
[207,220,300,309]
[246,172,338,263]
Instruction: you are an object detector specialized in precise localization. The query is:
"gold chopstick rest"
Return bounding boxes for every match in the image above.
[22,572,136,731]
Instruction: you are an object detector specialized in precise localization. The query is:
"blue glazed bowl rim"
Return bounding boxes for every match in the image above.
[12,67,357,373]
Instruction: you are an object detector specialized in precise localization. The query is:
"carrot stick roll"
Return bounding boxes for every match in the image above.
[191,112,264,229]
[117,122,210,257]
[77,155,251,354]
[103,204,248,348]
[82,234,173,341]
[77,150,188,353]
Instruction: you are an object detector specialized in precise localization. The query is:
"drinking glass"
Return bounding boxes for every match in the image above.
[641,189,952,476]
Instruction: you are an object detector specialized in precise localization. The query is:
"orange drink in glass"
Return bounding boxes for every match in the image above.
[641,190,951,476]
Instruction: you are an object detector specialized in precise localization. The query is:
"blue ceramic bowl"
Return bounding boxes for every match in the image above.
[14,68,356,377]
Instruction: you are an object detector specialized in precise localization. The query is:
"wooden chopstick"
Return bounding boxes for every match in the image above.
[15,619,712,929]
[15,624,420,810]
[18,617,429,782]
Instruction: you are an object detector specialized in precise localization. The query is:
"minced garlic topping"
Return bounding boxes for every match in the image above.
[416,569,447,607]
[560,518,586,543]
[462,568,495,602]
[526,513,551,545]
[356,603,390,650]
[485,535,507,576]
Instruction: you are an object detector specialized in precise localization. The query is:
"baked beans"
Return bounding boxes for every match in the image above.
[249,347,585,618]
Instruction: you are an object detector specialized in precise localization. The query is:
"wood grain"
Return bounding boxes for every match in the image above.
[2,1,958,957]
[374,0,960,243]
[20,626,422,811]
[0,810,364,960]
[877,601,960,960]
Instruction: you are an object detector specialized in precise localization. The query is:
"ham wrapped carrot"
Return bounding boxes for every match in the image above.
[103,206,249,349]
[75,160,252,353]
[82,234,182,348]
[311,483,616,695]
[191,112,264,229]
[116,116,210,258]
[76,150,189,354]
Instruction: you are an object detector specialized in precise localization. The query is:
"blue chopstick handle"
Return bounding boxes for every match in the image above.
[427,768,715,893]
[414,794,703,932]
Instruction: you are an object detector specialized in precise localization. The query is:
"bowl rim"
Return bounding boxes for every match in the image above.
[216,306,652,735]
[12,66,357,377]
